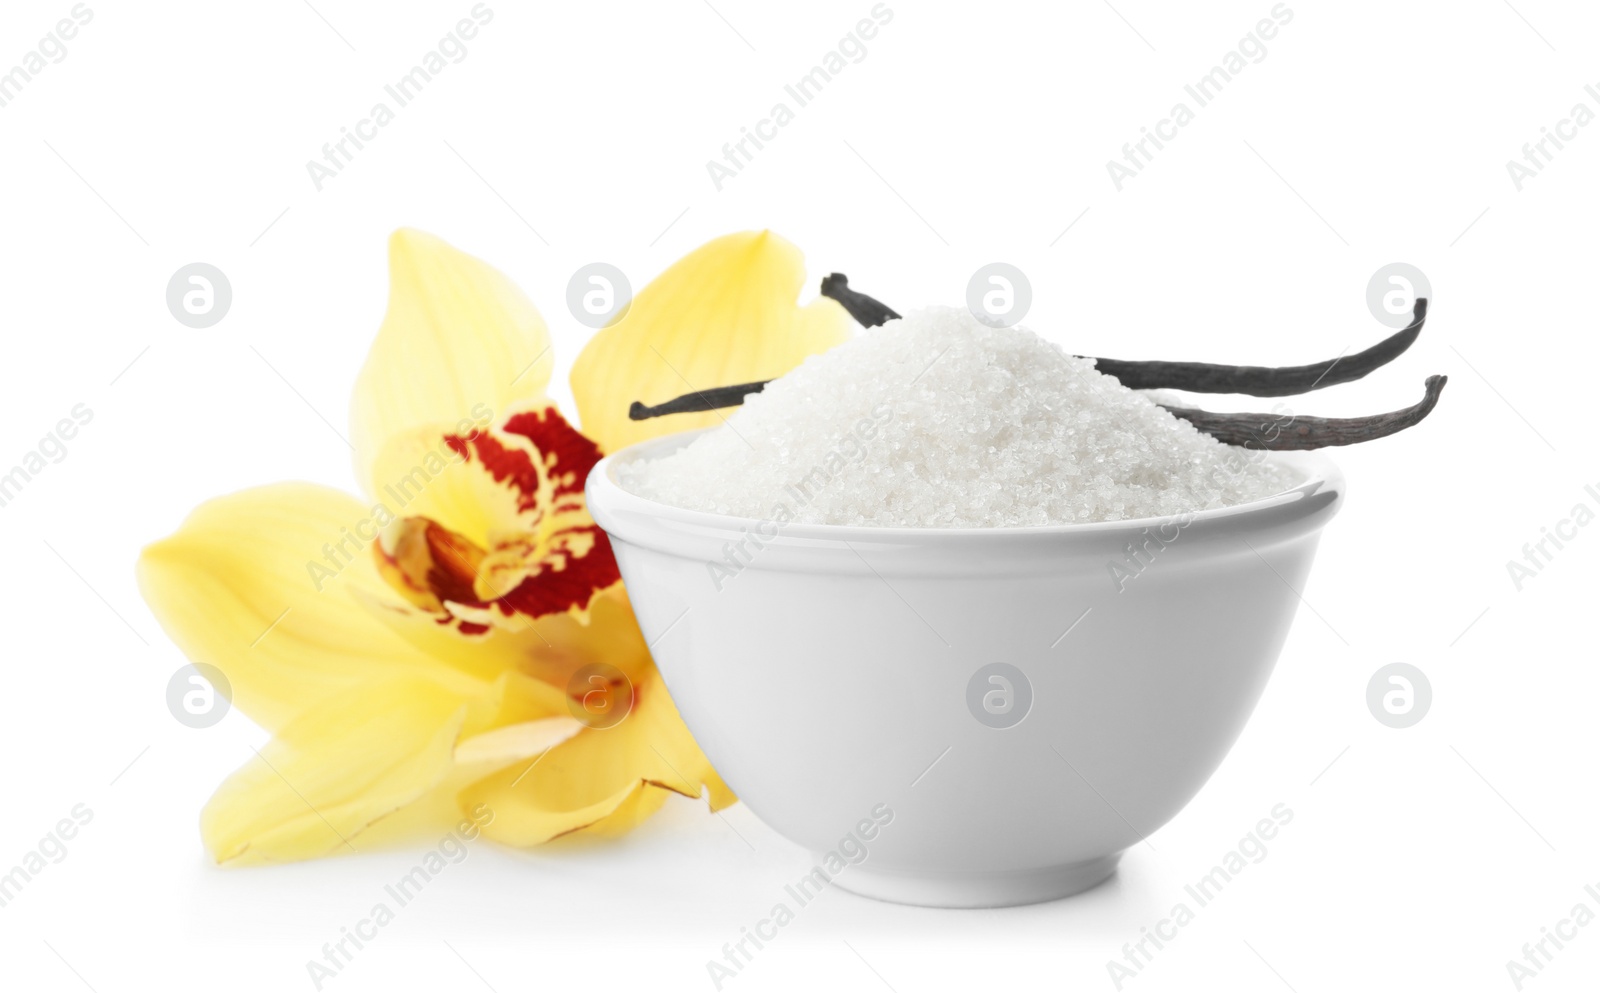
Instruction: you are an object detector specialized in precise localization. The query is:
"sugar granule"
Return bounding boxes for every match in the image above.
[617,306,1300,527]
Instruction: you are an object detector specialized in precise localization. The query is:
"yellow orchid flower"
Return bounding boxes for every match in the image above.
[139,228,850,865]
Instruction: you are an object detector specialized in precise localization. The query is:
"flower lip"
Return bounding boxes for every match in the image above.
[586,429,1344,576]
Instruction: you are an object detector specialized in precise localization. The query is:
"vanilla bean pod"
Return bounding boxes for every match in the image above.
[820,275,1428,396]
[627,274,896,421]
[1160,376,1447,450]
[629,382,768,421]
[627,275,1447,450]
[1093,299,1427,396]
[820,273,900,327]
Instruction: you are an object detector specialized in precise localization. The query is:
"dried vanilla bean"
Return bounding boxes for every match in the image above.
[819,275,1429,397]
[1160,376,1447,450]
[820,273,901,327]
[1092,299,1427,396]
[629,382,767,421]
[627,275,1447,451]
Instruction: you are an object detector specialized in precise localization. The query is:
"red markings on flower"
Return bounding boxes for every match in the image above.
[422,521,486,606]
[494,527,619,619]
[445,405,605,517]
[378,405,620,630]
[500,408,605,499]
[447,429,542,515]
[373,517,485,616]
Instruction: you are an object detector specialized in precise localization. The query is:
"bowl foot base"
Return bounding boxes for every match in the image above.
[827,853,1122,908]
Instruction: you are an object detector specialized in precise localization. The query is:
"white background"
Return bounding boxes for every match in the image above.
[2,0,1597,990]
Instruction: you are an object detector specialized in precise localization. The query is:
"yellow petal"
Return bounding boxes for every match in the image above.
[554,780,671,841]
[201,676,469,865]
[462,667,734,846]
[138,483,477,733]
[339,672,583,852]
[364,422,505,549]
[466,669,576,734]
[351,229,554,502]
[516,586,660,690]
[455,718,583,765]
[349,573,657,692]
[570,230,850,453]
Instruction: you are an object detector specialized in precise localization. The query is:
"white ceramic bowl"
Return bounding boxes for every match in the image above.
[587,432,1343,908]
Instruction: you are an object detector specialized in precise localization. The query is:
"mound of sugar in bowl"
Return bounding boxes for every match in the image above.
[617,306,1299,527]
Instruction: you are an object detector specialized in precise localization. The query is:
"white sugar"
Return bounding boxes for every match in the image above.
[617,306,1299,527]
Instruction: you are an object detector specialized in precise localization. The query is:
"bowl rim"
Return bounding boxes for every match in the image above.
[587,428,1345,543]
